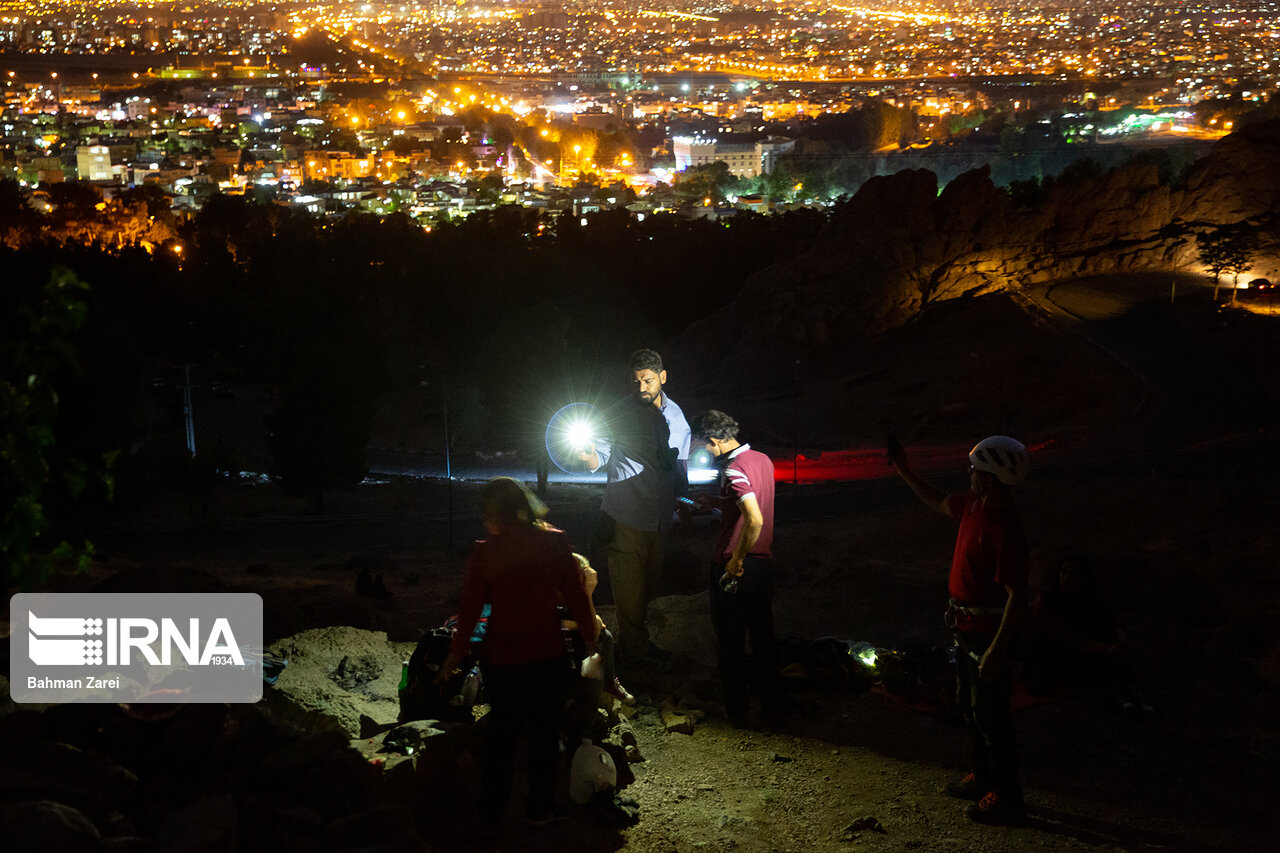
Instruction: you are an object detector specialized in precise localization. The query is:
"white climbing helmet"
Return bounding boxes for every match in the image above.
[969,436,1029,486]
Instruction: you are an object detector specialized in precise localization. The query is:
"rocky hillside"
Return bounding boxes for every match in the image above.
[680,121,1280,386]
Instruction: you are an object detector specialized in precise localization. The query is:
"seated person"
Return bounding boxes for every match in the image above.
[562,552,634,705]
[1026,553,1154,714]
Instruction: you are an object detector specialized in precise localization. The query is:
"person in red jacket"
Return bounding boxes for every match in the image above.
[888,435,1030,826]
[438,477,598,828]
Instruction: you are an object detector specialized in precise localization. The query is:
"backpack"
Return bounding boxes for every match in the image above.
[398,626,480,724]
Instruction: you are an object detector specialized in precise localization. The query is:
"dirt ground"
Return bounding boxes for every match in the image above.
[22,286,1280,852]
[45,443,1277,853]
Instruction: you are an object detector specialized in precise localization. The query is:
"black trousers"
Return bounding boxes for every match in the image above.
[708,555,779,716]
[479,655,570,820]
[956,632,1022,803]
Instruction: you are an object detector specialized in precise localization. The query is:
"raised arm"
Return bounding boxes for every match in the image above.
[887,437,952,516]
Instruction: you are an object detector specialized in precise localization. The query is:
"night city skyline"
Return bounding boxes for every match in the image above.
[1,0,1276,210]
[2,2,1278,852]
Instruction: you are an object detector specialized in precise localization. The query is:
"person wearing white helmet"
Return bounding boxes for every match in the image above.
[887,433,1030,826]
[968,435,1029,487]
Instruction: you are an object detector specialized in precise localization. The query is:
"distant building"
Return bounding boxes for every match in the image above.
[757,137,795,175]
[672,135,794,178]
[76,145,113,181]
[28,155,67,184]
[573,107,625,131]
[303,150,375,181]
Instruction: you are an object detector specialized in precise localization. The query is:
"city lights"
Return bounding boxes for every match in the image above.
[0,0,1265,223]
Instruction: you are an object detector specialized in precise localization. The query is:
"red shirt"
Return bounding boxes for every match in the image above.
[946,493,1028,633]
[715,445,775,560]
[451,525,595,665]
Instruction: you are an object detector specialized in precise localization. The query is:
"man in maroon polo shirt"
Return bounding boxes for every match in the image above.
[691,409,781,728]
[888,434,1030,826]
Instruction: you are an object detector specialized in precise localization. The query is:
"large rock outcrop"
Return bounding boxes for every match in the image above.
[681,121,1280,390]
[1177,120,1280,225]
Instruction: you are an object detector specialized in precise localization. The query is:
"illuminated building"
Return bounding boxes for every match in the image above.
[304,150,375,181]
[672,135,795,178]
[75,143,112,181]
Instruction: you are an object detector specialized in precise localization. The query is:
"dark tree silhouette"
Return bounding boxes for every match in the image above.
[0,179,39,247]
[1222,227,1259,304]
[265,357,383,513]
[1,267,106,589]
[674,162,739,205]
[256,255,389,512]
[1198,225,1258,302]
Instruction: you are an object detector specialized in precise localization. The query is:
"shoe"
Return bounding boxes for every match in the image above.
[605,676,635,704]
[525,803,571,827]
[965,791,1026,826]
[941,771,982,801]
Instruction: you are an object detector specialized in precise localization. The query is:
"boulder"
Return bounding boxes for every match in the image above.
[0,739,137,824]
[0,800,103,853]
[155,794,238,853]
[255,729,381,816]
[325,803,423,851]
[262,626,413,737]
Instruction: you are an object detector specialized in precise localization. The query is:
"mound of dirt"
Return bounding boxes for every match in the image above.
[265,626,415,737]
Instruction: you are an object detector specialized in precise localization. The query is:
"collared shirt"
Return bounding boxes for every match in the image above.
[714,444,775,559]
[660,395,692,467]
[595,392,690,532]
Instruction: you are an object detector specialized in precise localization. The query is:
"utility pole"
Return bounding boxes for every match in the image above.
[792,358,800,485]
[182,364,196,457]
[444,398,453,549]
